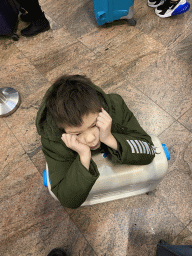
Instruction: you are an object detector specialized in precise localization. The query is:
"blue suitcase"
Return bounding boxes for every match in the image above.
[92,0,136,26]
[0,0,21,40]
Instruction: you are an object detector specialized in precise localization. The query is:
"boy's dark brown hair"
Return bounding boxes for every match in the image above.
[45,75,102,129]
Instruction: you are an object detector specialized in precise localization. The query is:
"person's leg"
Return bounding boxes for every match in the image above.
[17,0,50,36]
[16,0,43,17]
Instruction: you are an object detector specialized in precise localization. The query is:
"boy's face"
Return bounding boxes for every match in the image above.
[63,112,101,150]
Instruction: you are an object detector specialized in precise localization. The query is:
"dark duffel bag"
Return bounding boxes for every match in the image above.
[0,0,22,40]
[157,240,192,256]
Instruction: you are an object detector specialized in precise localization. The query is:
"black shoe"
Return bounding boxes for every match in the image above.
[20,12,33,22]
[47,248,68,256]
[158,239,168,245]
[21,13,50,37]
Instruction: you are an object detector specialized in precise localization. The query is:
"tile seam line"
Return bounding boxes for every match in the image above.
[132,84,192,135]
[63,215,99,256]
[176,107,192,121]
[167,47,192,67]
[157,113,192,137]
[173,221,192,240]
[3,119,41,173]
[155,189,191,234]
[76,39,99,56]
[14,39,81,61]
[12,45,54,85]
[14,39,99,79]
[79,27,166,53]
[112,78,177,136]
[167,29,192,52]
[75,26,151,54]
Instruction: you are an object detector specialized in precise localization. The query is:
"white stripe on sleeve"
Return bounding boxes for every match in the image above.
[142,142,150,154]
[139,141,146,153]
[130,140,140,153]
[135,140,143,154]
[126,139,155,155]
[126,140,136,153]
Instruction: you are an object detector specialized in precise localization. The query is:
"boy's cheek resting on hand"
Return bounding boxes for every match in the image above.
[61,133,91,156]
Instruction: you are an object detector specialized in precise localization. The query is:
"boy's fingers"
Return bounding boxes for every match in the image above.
[99,110,111,120]
[97,115,111,124]
[71,134,76,143]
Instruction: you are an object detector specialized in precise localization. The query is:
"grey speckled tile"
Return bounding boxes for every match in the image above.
[0,169,96,256]
[178,108,192,133]
[105,77,175,136]
[127,50,192,120]
[156,167,192,226]
[0,121,25,184]
[79,24,135,52]
[158,121,192,177]
[70,204,130,256]
[187,222,192,233]
[15,26,78,75]
[0,118,5,128]
[0,42,21,65]
[4,86,51,155]
[30,148,45,175]
[93,27,166,78]
[172,226,192,245]
[134,0,192,47]
[41,0,97,38]
[67,192,185,256]
[169,32,192,66]
[157,121,192,225]
[0,44,49,100]
[127,197,185,256]
[0,153,38,203]
[42,42,119,87]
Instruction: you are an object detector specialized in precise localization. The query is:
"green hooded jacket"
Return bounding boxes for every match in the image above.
[36,82,155,209]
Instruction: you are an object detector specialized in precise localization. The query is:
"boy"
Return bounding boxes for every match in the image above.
[36,75,156,209]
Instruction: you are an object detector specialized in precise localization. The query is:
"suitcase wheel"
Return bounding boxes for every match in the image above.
[12,33,19,41]
[146,189,156,195]
[127,18,137,26]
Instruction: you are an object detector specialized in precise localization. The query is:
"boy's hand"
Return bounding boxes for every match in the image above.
[61,133,90,156]
[96,107,112,144]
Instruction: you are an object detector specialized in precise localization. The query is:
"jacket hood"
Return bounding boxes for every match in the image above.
[36,82,112,141]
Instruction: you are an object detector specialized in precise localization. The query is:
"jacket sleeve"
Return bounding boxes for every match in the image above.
[107,94,156,165]
[41,138,100,209]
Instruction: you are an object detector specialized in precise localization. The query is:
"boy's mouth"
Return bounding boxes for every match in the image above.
[90,141,100,150]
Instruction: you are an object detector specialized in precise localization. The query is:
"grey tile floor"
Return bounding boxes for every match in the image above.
[0,0,192,255]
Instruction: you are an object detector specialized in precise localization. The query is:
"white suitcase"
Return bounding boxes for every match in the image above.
[43,135,170,206]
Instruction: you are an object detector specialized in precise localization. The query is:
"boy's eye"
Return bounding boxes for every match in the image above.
[75,124,96,136]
